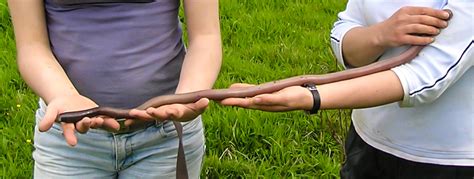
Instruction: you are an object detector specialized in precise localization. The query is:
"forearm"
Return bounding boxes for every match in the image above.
[219,70,403,112]
[339,7,451,68]
[9,0,79,104]
[17,47,79,104]
[175,35,222,93]
[177,0,221,93]
[341,26,387,67]
[317,70,403,109]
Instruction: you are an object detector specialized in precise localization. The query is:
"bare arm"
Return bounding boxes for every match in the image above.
[318,70,402,109]
[129,0,222,121]
[341,7,450,67]
[9,0,119,145]
[220,70,402,111]
[176,0,222,93]
[220,4,470,114]
[8,0,79,102]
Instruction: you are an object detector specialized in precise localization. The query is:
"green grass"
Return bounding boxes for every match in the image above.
[0,0,349,178]
[1,0,37,177]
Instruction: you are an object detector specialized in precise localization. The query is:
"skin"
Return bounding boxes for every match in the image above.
[220,7,451,112]
[220,70,404,111]
[342,7,451,67]
[8,0,221,146]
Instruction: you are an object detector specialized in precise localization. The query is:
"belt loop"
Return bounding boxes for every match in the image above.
[116,118,129,132]
[154,120,162,127]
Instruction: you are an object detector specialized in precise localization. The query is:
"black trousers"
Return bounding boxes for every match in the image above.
[340,124,474,179]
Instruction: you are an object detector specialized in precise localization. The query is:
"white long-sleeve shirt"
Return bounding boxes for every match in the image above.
[330,0,473,166]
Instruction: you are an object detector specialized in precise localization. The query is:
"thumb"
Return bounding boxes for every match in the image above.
[194,98,210,111]
[186,98,210,114]
[39,105,59,132]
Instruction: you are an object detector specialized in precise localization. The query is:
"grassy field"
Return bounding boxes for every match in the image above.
[0,0,350,178]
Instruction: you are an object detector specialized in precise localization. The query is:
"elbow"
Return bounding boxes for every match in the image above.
[400,88,447,107]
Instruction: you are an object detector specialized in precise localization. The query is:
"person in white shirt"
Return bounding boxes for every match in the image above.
[221,0,473,178]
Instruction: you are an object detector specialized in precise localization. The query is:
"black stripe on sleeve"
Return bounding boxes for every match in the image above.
[409,40,473,96]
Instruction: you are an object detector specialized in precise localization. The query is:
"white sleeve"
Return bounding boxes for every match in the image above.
[391,1,474,107]
[329,0,364,68]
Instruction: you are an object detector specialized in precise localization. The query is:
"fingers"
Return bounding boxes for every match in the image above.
[400,35,434,46]
[403,6,451,20]
[61,123,78,146]
[39,105,59,132]
[220,98,252,107]
[88,117,104,129]
[397,24,442,45]
[75,117,92,133]
[443,9,453,20]
[147,105,183,120]
[56,117,122,146]
[220,95,280,108]
[220,97,291,112]
[188,98,210,113]
[129,109,156,121]
[78,117,120,132]
[145,98,210,121]
[251,94,284,106]
[408,24,440,36]
[399,23,438,45]
[381,6,452,47]
[411,15,448,29]
[100,118,121,131]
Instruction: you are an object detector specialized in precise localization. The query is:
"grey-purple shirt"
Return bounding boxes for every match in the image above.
[44,0,185,108]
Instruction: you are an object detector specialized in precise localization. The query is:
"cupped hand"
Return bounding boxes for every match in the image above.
[219,83,314,112]
[373,6,451,47]
[40,94,120,146]
[128,98,209,122]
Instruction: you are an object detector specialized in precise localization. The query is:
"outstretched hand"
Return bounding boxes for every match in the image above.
[220,83,314,112]
[40,94,121,146]
[128,98,209,122]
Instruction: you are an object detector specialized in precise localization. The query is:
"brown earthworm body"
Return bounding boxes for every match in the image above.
[57,45,424,122]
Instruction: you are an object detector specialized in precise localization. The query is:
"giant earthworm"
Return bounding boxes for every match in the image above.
[57,45,423,122]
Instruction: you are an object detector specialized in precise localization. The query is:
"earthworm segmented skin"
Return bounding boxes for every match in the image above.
[57,45,424,123]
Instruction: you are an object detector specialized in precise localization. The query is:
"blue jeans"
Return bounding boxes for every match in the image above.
[33,100,205,178]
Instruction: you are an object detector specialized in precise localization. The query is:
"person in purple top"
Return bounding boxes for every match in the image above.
[8,0,221,178]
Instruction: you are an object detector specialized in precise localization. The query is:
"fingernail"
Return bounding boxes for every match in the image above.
[443,12,450,18]
[443,9,453,20]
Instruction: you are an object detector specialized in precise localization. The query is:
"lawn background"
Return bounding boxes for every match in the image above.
[0,0,350,178]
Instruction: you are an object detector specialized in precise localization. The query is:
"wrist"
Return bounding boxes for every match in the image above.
[368,24,387,49]
[45,91,81,104]
[302,83,320,114]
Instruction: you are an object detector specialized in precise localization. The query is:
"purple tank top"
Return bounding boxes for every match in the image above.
[44,0,185,108]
